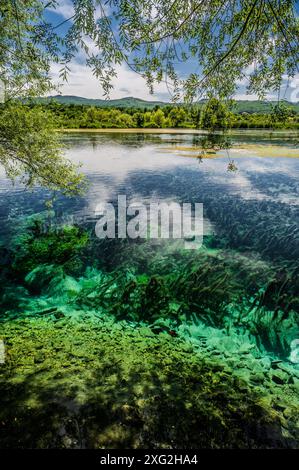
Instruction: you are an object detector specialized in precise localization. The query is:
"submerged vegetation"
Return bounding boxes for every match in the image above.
[0,207,298,448]
[1,127,299,448]
[0,314,298,449]
[1,204,298,358]
[10,217,89,276]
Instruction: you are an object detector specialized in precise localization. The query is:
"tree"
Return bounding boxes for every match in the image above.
[1,0,298,192]
[168,107,187,128]
[2,1,298,102]
[0,104,85,194]
[143,111,154,127]
[190,107,201,129]
[152,109,165,128]
[270,103,296,126]
[133,112,145,128]
[200,98,233,131]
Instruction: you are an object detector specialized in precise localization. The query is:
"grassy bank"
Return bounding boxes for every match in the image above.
[59,128,299,134]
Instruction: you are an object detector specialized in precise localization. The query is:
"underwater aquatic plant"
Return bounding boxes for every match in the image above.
[10,216,89,277]
[115,275,170,322]
[25,264,65,294]
[49,238,295,358]
[0,204,298,359]
[227,160,238,172]
[0,315,298,449]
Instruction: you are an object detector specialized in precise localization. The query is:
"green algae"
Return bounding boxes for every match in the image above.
[160,143,299,159]
[0,201,298,449]
[0,314,298,448]
[1,216,298,358]
[10,216,89,277]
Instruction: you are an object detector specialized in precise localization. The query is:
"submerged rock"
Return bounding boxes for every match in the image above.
[271,370,290,385]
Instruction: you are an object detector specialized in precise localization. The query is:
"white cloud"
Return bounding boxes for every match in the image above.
[50,61,170,101]
[49,59,292,102]
[47,0,110,21]
[234,64,299,102]
[236,63,256,86]
[233,93,259,101]
[47,0,74,19]
[288,74,299,102]
[234,92,277,101]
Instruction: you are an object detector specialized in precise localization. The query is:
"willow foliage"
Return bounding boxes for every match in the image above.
[0,104,85,194]
[0,0,298,192]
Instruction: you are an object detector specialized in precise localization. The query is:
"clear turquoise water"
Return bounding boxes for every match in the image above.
[0,131,298,448]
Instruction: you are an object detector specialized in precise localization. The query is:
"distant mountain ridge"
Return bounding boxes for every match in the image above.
[38,95,167,109]
[36,95,299,114]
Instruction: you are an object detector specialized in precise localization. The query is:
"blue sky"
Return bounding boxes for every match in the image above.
[45,1,299,102]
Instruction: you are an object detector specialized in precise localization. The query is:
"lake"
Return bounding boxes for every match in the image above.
[0,130,298,448]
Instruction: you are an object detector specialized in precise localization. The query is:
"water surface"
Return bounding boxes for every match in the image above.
[0,131,298,448]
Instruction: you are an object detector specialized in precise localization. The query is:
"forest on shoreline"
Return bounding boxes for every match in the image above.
[15,100,299,131]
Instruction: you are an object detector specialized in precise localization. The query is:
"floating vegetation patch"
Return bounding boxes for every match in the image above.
[160,144,299,159]
[158,147,217,158]
[234,144,299,158]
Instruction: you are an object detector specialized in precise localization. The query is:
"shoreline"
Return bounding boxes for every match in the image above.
[58,128,299,135]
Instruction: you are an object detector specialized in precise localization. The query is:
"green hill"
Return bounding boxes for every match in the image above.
[232,100,299,114]
[35,95,299,114]
[37,95,167,109]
